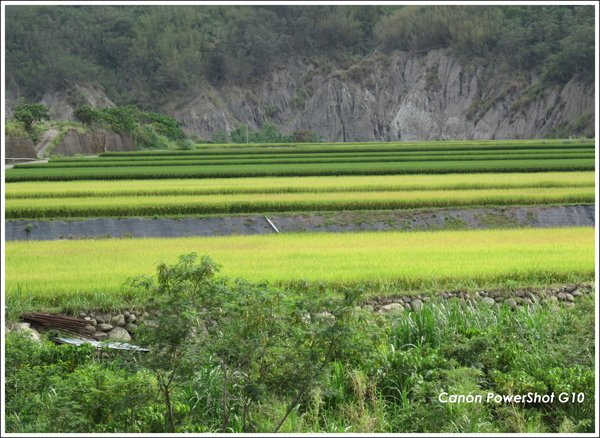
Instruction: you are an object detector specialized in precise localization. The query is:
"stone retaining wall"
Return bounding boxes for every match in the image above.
[8,283,594,344]
[5,137,37,161]
[52,128,135,155]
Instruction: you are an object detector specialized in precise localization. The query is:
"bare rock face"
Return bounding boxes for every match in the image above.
[9,49,594,142]
[170,49,594,142]
[40,84,115,120]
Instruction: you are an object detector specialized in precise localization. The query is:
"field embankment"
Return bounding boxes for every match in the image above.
[5,205,595,241]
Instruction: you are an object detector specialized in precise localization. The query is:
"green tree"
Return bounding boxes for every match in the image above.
[211,130,229,143]
[255,123,282,143]
[231,124,250,143]
[292,129,319,143]
[96,106,138,134]
[73,105,98,126]
[12,103,49,131]
[543,25,595,84]
[130,253,378,432]
[138,111,184,140]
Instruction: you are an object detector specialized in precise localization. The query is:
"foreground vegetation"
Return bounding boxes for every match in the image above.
[5,254,595,433]
[5,228,594,299]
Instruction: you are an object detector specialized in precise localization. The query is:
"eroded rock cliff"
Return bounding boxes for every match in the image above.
[168,49,595,141]
[10,49,594,142]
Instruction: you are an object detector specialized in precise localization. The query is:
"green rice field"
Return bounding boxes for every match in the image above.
[98,139,593,155]
[5,139,595,181]
[6,158,594,181]
[6,171,594,199]
[5,187,594,219]
[5,227,594,298]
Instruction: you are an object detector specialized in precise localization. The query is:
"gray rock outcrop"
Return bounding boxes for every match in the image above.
[168,49,594,141]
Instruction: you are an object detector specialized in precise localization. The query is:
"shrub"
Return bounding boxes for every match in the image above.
[133,125,170,149]
[73,105,98,127]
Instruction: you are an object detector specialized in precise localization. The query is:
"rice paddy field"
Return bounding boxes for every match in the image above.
[5,227,594,298]
[4,138,597,434]
[4,138,596,298]
[4,139,595,181]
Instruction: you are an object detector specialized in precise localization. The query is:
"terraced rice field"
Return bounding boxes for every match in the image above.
[5,187,594,219]
[5,227,594,298]
[5,139,594,181]
[6,171,593,199]
[4,139,595,297]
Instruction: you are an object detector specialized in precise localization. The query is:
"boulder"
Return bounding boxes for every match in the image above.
[93,332,108,341]
[377,303,404,315]
[410,299,423,312]
[481,297,496,306]
[82,325,96,335]
[505,298,518,309]
[96,323,113,332]
[108,327,132,342]
[14,323,41,342]
[110,314,126,327]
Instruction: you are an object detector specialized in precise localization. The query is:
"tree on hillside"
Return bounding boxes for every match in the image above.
[73,105,98,127]
[12,103,49,132]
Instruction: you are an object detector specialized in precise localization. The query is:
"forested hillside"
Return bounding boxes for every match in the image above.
[5,5,596,141]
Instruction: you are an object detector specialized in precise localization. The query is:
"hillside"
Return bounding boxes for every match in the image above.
[5,5,595,141]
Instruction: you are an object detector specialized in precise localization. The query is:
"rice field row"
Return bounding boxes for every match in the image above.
[6,172,594,199]
[20,152,595,169]
[48,147,594,163]
[5,187,594,219]
[100,138,594,156]
[5,158,594,182]
[5,227,594,298]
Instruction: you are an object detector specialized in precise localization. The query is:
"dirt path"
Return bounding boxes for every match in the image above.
[35,128,60,158]
[5,205,595,241]
[5,158,49,170]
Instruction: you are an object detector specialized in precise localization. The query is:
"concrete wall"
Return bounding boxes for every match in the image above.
[5,137,37,161]
[53,129,135,155]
